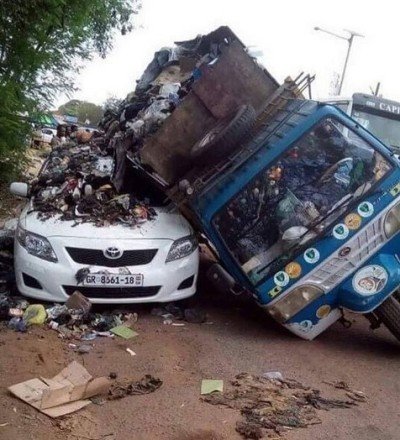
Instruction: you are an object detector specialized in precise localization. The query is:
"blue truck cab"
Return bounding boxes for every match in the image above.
[188,99,400,339]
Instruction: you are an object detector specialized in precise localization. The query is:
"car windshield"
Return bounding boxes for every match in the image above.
[351,108,400,151]
[212,118,392,285]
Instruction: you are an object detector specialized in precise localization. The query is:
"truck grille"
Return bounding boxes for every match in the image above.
[66,247,157,267]
[63,285,161,299]
[307,216,385,290]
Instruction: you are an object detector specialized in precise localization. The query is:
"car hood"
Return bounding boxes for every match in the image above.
[18,206,192,240]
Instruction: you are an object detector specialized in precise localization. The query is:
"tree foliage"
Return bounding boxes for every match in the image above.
[0,0,140,182]
[103,96,123,113]
[58,100,104,125]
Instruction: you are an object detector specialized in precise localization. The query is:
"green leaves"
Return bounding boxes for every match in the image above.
[0,0,140,182]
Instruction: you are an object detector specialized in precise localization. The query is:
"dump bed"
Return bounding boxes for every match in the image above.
[139,27,283,185]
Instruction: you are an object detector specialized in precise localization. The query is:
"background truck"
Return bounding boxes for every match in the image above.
[322,93,400,155]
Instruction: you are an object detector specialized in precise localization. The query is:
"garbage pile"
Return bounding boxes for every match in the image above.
[203,372,364,439]
[99,31,236,190]
[30,140,157,227]
[0,290,139,346]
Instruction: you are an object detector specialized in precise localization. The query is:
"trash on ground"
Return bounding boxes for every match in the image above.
[65,291,92,316]
[8,317,26,332]
[108,375,162,400]
[126,348,136,356]
[77,344,92,354]
[151,304,207,325]
[262,371,284,381]
[323,380,367,402]
[23,304,47,325]
[110,325,138,339]
[201,379,224,395]
[8,361,110,418]
[203,373,360,439]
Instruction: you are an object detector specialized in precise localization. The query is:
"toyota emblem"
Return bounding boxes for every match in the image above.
[104,247,123,259]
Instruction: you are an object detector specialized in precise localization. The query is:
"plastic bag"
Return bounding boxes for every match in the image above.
[23,304,47,325]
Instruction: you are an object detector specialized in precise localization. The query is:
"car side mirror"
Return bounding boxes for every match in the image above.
[9,182,29,198]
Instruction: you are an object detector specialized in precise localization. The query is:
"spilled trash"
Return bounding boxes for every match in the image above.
[203,373,364,439]
[108,375,162,400]
[30,141,157,227]
[151,303,207,325]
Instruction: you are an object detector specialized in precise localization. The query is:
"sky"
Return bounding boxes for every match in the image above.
[56,0,400,107]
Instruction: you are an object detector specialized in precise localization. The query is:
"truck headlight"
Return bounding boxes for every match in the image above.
[166,235,197,262]
[384,202,400,238]
[16,224,58,262]
[268,284,324,323]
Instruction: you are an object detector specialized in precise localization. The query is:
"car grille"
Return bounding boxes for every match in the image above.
[307,216,385,290]
[66,247,157,267]
[63,285,161,299]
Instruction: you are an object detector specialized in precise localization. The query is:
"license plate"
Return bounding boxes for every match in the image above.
[83,274,143,286]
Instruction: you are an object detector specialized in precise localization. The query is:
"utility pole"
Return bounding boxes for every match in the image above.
[314,27,364,95]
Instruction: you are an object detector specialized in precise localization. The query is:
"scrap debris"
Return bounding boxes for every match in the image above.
[0,289,139,343]
[108,375,162,400]
[151,303,207,325]
[203,373,362,439]
[29,141,157,227]
[323,380,368,402]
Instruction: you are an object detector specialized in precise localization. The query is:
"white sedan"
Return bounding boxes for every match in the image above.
[12,196,199,304]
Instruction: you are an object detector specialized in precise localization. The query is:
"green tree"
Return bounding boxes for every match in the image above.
[58,100,104,125]
[103,96,123,113]
[0,0,140,182]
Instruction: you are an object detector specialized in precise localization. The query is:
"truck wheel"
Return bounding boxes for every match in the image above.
[375,295,400,341]
[191,105,256,165]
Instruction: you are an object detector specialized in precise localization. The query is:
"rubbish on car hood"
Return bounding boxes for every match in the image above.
[19,204,190,240]
[29,141,157,228]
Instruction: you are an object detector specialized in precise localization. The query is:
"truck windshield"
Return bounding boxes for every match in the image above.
[213,118,392,285]
[351,109,400,151]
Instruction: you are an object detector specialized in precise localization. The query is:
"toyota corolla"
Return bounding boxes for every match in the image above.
[11,194,199,304]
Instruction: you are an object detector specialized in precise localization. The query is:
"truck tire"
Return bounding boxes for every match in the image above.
[191,104,256,165]
[375,295,400,341]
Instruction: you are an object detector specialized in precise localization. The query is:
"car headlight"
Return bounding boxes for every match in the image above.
[16,224,58,262]
[268,284,324,323]
[384,202,400,238]
[166,235,197,262]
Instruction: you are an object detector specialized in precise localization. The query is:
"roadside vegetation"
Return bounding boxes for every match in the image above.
[0,0,140,183]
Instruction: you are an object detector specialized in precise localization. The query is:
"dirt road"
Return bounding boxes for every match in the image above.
[0,273,399,440]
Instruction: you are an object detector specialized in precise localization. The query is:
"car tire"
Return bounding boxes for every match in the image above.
[191,104,256,165]
[375,295,400,341]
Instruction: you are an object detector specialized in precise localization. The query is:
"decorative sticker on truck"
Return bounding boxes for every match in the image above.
[332,223,349,240]
[285,262,302,279]
[357,201,374,218]
[273,271,289,287]
[303,248,320,264]
[344,213,362,230]
[352,265,388,296]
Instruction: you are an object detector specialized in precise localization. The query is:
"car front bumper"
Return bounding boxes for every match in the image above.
[15,236,199,304]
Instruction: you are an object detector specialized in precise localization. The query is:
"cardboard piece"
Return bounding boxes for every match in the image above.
[201,379,224,395]
[8,361,110,418]
[110,325,138,339]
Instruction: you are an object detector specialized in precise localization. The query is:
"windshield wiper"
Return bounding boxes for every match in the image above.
[255,187,384,278]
